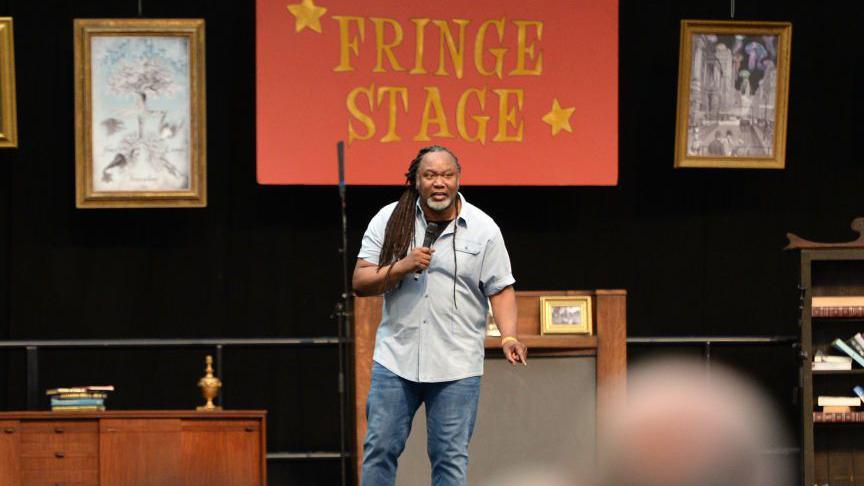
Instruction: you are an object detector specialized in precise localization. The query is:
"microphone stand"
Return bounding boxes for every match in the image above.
[332,141,352,486]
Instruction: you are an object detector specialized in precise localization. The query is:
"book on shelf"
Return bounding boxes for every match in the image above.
[818,396,862,407]
[814,354,853,364]
[813,296,864,318]
[813,411,864,423]
[46,385,114,396]
[813,361,853,371]
[823,405,853,413]
[832,339,864,367]
[50,398,104,407]
[51,405,105,412]
[854,333,864,352]
[52,392,107,399]
[848,337,864,356]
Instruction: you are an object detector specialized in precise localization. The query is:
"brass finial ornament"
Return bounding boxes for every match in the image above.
[197,355,222,411]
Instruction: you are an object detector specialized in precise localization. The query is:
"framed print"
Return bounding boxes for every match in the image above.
[674,20,792,169]
[540,296,593,335]
[74,19,206,208]
[485,300,501,337]
[0,17,17,148]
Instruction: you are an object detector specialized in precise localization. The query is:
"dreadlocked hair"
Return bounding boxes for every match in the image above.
[378,145,461,293]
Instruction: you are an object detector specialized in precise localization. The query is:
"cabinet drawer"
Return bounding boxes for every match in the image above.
[21,433,98,456]
[21,456,98,477]
[22,481,99,486]
[20,421,98,434]
[181,419,261,432]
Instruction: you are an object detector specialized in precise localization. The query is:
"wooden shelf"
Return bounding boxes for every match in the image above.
[484,335,597,349]
[812,316,864,322]
[813,369,864,375]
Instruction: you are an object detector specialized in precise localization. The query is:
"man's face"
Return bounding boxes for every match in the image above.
[416,151,460,213]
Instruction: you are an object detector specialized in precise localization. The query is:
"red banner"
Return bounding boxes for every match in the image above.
[256,0,618,185]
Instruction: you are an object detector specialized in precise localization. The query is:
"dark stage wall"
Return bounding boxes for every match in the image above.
[0,0,861,483]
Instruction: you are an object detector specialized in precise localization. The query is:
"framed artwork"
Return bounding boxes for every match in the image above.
[485,300,501,337]
[540,296,593,335]
[0,17,17,148]
[74,19,206,208]
[674,20,792,169]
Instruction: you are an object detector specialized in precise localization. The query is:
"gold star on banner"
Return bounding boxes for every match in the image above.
[541,98,576,136]
[286,0,328,34]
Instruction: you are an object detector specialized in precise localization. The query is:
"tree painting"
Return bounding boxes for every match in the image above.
[91,36,191,191]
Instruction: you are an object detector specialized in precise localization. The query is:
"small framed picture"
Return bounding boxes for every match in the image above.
[540,296,593,335]
[674,20,792,169]
[74,19,207,208]
[485,300,501,337]
[0,17,17,148]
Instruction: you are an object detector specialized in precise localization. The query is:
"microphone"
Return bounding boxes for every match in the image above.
[414,222,444,280]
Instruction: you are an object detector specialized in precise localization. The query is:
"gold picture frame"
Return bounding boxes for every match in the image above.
[0,17,17,148]
[674,20,792,169]
[74,19,206,208]
[540,296,593,335]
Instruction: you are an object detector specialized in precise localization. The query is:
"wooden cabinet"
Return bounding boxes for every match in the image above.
[180,419,263,486]
[0,411,266,486]
[100,419,182,486]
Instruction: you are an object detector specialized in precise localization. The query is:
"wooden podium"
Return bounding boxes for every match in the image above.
[0,410,266,486]
[353,290,627,484]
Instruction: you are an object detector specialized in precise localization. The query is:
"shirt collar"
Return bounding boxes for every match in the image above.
[415,192,469,228]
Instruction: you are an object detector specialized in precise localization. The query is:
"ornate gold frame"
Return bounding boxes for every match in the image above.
[0,18,18,148]
[539,296,593,335]
[674,20,792,169]
[74,19,206,208]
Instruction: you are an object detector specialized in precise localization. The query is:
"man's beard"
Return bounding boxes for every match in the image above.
[426,195,453,211]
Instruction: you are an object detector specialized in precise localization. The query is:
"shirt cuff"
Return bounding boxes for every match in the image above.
[357,252,380,265]
[484,275,515,296]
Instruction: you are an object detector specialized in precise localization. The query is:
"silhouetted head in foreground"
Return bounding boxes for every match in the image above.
[597,358,791,486]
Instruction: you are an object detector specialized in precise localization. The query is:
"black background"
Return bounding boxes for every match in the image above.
[0,0,861,483]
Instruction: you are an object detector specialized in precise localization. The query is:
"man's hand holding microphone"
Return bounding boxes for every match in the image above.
[396,246,435,277]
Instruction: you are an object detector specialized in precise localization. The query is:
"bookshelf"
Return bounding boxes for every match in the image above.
[788,219,864,486]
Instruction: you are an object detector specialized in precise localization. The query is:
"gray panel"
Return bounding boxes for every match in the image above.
[395,356,596,485]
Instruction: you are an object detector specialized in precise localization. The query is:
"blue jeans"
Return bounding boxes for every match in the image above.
[362,362,481,486]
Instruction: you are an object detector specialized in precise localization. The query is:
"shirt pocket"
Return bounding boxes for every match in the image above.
[453,237,483,281]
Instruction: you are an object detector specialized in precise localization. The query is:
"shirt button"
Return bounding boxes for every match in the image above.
[425,294,429,298]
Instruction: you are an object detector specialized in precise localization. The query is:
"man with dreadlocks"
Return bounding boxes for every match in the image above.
[353,145,526,486]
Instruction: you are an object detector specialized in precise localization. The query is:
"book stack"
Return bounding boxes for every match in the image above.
[47,385,114,411]
[813,296,864,318]
[814,386,864,422]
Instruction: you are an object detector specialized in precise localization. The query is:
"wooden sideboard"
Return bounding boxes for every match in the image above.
[0,410,266,486]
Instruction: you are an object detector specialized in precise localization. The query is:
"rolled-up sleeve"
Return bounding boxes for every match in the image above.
[480,229,515,296]
[357,206,392,265]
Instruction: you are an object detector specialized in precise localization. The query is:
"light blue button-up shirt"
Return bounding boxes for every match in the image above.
[358,193,515,383]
